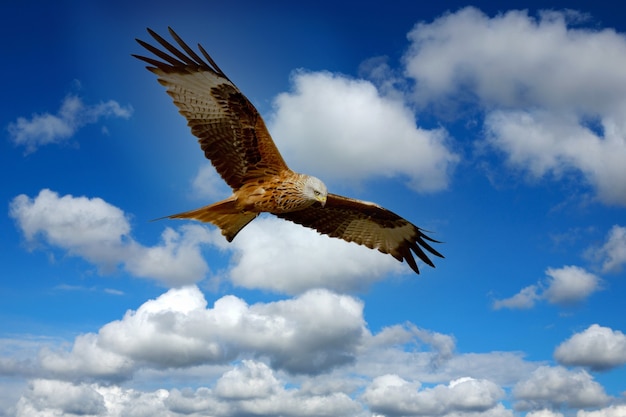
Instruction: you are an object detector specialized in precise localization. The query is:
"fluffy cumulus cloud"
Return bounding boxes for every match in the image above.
[493,265,601,309]
[14,379,107,416]
[7,94,132,153]
[9,189,214,286]
[34,286,366,379]
[124,225,215,284]
[405,7,626,205]
[578,405,626,417]
[37,332,135,382]
[13,362,363,417]
[362,374,507,416]
[542,266,602,305]
[269,70,459,193]
[484,110,626,205]
[554,324,626,371]
[10,188,130,268]
[513,366,610,411]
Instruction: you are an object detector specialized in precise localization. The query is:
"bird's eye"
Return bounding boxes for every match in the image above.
[313,190,320,196]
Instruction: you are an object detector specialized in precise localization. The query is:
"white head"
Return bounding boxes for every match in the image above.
[303,175,328,206]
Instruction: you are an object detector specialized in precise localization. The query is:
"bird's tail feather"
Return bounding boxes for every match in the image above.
[164,198,258,242]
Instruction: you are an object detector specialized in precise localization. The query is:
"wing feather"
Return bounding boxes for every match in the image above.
[277,194,443,274]
[133,27,290,190]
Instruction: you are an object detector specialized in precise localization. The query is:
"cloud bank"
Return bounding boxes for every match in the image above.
[3,285,619,416]
[404,7,626,205]
[34,287,366,379]
[10,189,420,292]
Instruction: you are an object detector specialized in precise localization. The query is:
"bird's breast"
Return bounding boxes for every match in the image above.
[235,177,312,214]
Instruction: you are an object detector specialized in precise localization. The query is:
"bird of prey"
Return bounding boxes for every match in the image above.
[134,27,443,274]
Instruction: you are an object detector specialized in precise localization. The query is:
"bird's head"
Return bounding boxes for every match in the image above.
[303,175,328,207]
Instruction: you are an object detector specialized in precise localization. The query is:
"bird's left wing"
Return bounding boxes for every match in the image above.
[276,194,443,274]
[133,28,289,190]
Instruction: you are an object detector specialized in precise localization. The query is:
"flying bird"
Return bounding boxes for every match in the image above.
[134,27,443,274]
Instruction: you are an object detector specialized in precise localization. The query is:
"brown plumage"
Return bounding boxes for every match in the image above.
[134,27,443,274]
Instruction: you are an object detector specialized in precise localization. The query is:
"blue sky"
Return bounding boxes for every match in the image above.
[2,1,626,416]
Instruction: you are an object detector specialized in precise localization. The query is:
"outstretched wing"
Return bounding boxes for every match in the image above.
[277,194,443,274]
[133,27,289,190]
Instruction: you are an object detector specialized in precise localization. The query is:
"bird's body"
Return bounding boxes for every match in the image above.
[170,172,326,241]
[134,28,443,274]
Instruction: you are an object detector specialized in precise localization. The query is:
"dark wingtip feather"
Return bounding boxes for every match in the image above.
[401,228,445,274]
[417,236,445,259]
[166,27,208,67]
[133,27,229,81]
[409,240,435,268]
[405,255,421,275]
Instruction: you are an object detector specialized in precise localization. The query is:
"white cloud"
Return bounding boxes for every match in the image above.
[493,266,601,309]
[38,333,134,381]
[37,286,365,378]
[7,94,132,153]
[411,326,456,366]
[484,110,626,206]
[492,285,540,310]
[543,266,602,305]
[362,374,506,416]
[554,324,626,371]
[360,323,456,373]
[9,189,215,286]
[214,360,280,399]
[406,8,626,111]
[404,7,626,205]
[513,366,610,410]
[10,188,131,269]
[5,288,375,415]
[14,363,364,417]
[211,361,363,416]
[269,70,459,192]
[124,225,214,284]
[356,327,537,388]
[14,379,106,416]
[587,225,626,273]
[578,405,626,417]
[438,352,539,388]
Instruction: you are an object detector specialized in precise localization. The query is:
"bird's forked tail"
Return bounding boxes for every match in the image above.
[165,197,258,242]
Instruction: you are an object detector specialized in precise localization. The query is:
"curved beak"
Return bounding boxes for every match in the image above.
[317,194,327,207]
